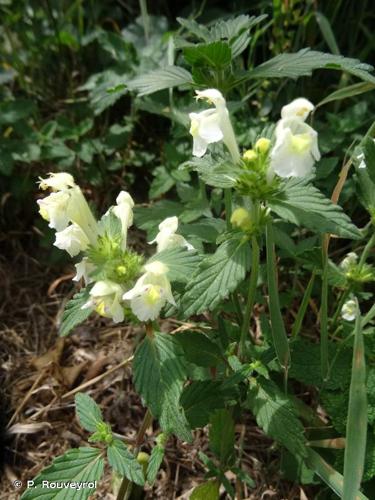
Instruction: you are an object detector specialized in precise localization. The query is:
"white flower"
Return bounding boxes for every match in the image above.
[39,172,75,191]
[357,139,375,169]
[38,172,99,245]
[270,117,320,178]
[37,191,71,231]
[73,257,95,285]
[281,98,315,121]
[341,299,357,322]
[340,252,358,272]
[123,261,176,321]
[112,191,134,250]
[84,280,125,323]
[54,223,90,257]
[189,88,240,163]
[149,216,194,253]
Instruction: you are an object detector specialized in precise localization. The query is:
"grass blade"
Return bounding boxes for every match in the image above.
[305,448,368,499]
[265,221,290,370]
[320,247,329,381]
[291,270,316,339]
[343,301,367,500]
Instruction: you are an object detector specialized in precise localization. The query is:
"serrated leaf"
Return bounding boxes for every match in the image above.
[147,246,201,283]
[128,66,193,96]
[215,14,266,39]
[180,380,235,428]
[177,331,223,367]
[180,218,226,244]
[59,288,93,337]
[190,480,220,500]
[181,237,251,317]
[248,49,375,83]
[75,393,103,432]
[181,154,240,188]
[247,377,307,457]
[177,17,211,42]
[146,444,165,484]
[107,438,144,486]
[133,332,191,441]
[269,178,362,239]
[21,447,104,500]
[183,41,232,68]
[209,409,235,465]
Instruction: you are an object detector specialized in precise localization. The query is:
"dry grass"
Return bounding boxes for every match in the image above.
[0,231,317,499]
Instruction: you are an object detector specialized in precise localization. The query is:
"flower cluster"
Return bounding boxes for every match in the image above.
[38,174,192,323]
[188,89,320,180]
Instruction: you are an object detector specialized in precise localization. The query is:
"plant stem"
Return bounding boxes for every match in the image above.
[117,408,153,500]
[224,189,232,230]
[291,270,316,339]
[358,231,375,268]
[320,246,329,381]
[239,236,259,358]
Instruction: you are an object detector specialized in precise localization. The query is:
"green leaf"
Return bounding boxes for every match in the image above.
[177,331,223,367]
[134,200,184,233]
[180,380,235,428]
[0,99,36,125]
[133,332,191,441]
[75,393,104,433]
[343,308,367,500]
[269,178,362,239]
[180,218,226,244]
[248,49,375,83]
[190,480,220,500]
[209,409,235,465]
[317,82,375,107]
[181,237,251,316]
[147,440,165,484]
[59,289,93,337]
[20,447,104,500]
[129,66,193,96]
[314,12,340,55]
[247,377,307,457]
[181,154,239,188]
[363,136,375,184]
[265,222,291,369]
[305,448,369,500]
[209,14,266,41]
[176,17,211,42]
[184,41,232,69]
[107,438,145,486]
[147,246,201,283]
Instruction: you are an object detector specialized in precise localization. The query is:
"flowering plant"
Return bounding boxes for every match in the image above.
[23,13,375,500]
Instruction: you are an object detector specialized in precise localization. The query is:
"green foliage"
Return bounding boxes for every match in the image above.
[75,394,104,433]
[20,448,104,500]
[133,332,191,441]
[181,237,251,316]
[129,66,193,96]
[147,246,202,283]
[59,289,93,337]
[190,480,220,500]
[248,49,375,83]
[247,377,307,457]
[177,331,223,367]
[147,434,166,484]
[107,439,145,486]
[209,409,235,466]
[269,178,362,239]
[181,380,235,428]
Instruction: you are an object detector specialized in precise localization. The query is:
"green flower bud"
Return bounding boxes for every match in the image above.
[255,137,271,154]
[243,149,258,162]
[231,208,252,232]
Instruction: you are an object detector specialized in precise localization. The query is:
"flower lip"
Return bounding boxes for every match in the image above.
[195,88,225,106]
[281,98,315,122]
[39,172,75,191]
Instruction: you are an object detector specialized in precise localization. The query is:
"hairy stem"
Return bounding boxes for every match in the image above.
[239,236,260,358]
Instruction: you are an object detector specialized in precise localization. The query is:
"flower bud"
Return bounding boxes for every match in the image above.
[255,137,271,154]
[243,149,258,162]
[231,207,252,232]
